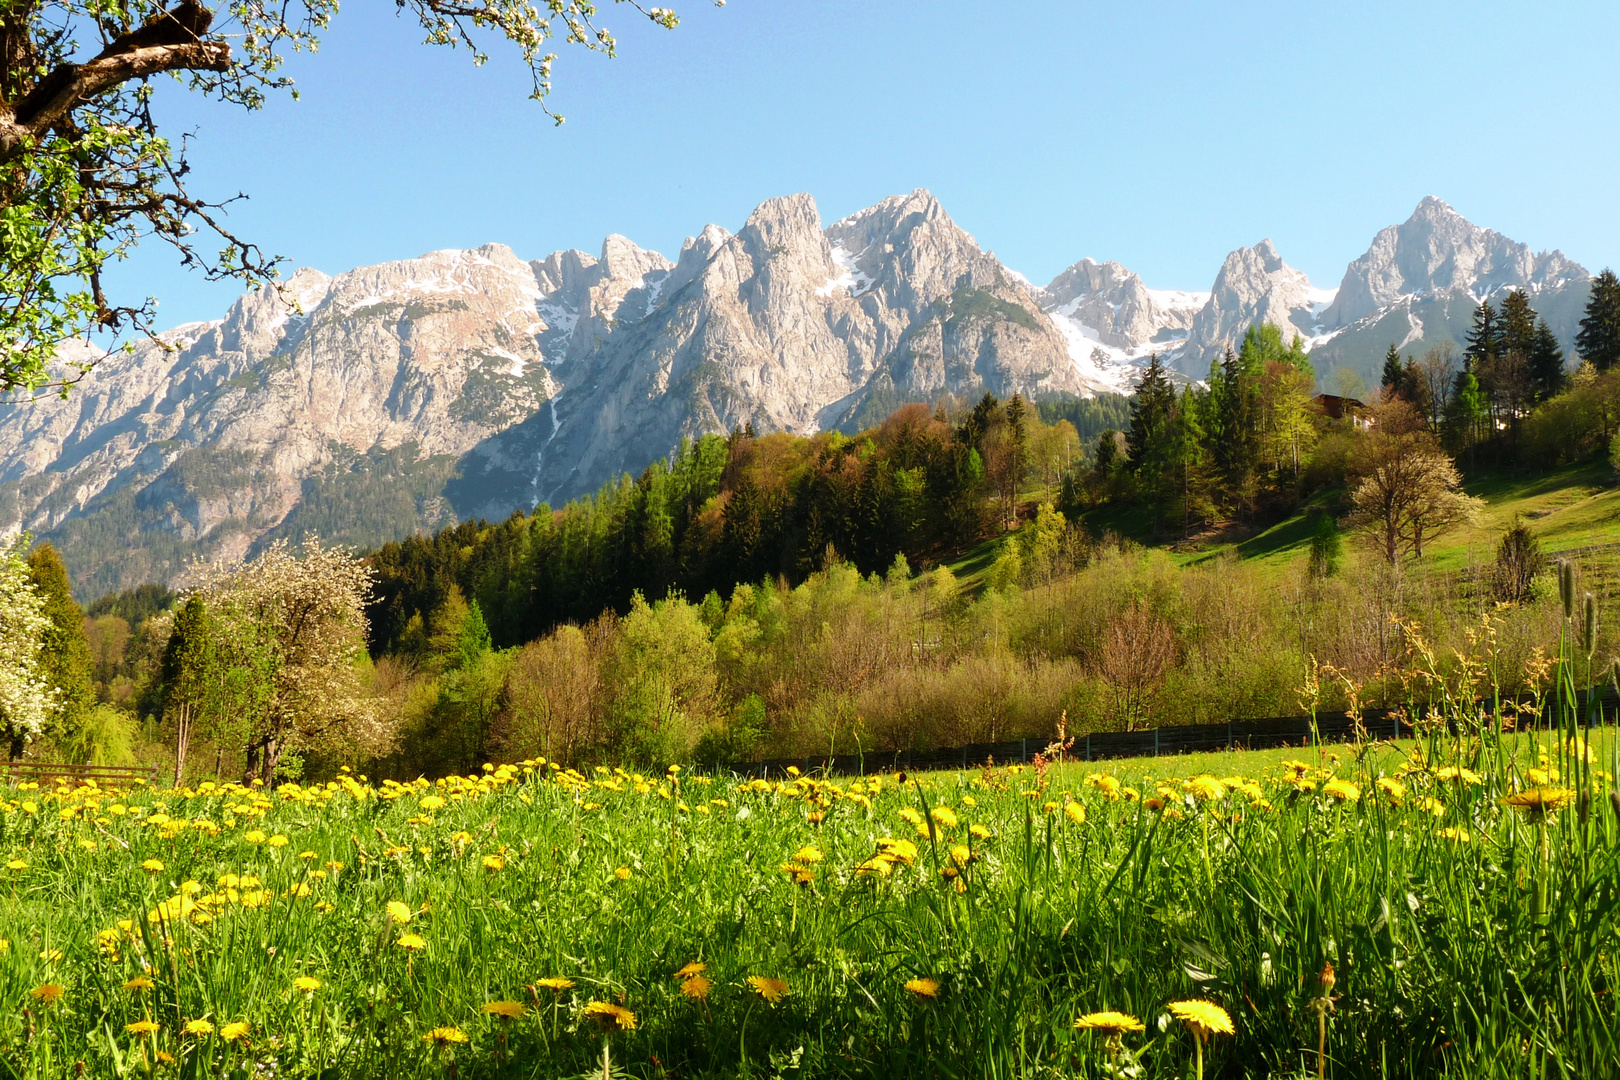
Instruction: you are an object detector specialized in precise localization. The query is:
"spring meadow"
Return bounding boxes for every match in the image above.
[6,2,1620,1078]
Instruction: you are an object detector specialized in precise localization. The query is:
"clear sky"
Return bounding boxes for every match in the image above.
[114,0,1620,328]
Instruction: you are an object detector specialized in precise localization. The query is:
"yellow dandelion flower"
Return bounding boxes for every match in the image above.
[420,795,446,811]
[614,866,632,880]
[1185,776,1226,802]
[1376,777,1406,801]
[184,1019,214,1036]
[483,1000,527,1019]
[535,976,575,992]
[930,806,958,828]
[220,1021,249,1042]
[1168,999,1234,1038]
[267,835,289,848]
[125,1020,161,1035]
[293,976,321,993]
[1322,779,1360,803]
[5,859,25,870]
[674,961,708,980]
[397,933,426,951]
[903,977,939,1000]
[124,976,154,992]
[244,830,267,844]
[422,1026,468,1045]
[30,984,64,1004]
[970,823,992,839]
[386,901,413,924]
[679,974,713,1000]
[898,807,924,826]
[1438,826,1472,843]
[1074,1010,1145,1034]
[297,850,317,860]
[791,845,823,864]
[583,1001,638,1032]
[141,858,164,873]
[482,854,506,871]
[1503,787,1575,820]
[747,976,789,1004]
[1064,801,1086,825]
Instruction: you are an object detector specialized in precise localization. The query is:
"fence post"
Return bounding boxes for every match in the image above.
[1085,735,1091,762]
[1021,739,1027,764]
[1154,728,1160,757]
[1227,721,1232,749]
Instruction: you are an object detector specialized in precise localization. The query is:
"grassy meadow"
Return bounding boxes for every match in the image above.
[4,710,1617,1079]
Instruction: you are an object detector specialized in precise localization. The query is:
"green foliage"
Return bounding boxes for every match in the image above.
[1577,268,1620,372]
[1307,512,1342,579]
[606,593,718,764]
[25,543,95,744]
[56,703,138,766]
[1037,394,1133,444]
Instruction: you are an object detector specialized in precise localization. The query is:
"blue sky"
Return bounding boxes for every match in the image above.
[116,0,1620,327]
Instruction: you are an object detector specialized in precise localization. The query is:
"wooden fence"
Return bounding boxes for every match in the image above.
[728,687,1620,778]
[0,761,158,787]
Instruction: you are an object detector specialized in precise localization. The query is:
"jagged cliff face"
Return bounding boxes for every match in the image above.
[0,190,1100,594]
[1321,197,1586,329]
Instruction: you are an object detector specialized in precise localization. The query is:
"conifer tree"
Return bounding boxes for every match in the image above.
[1464,300,1502,369]
[26,543,95,747]
[1576,269,1620,372]
[1498,290,1538,361]
[1381,343,1405,392]
[1125,354,1176,474]
[1528,318,1566,402]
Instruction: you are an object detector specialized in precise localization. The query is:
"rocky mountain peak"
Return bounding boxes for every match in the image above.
[1173,240,1325,372]
[1320,197,1588,329]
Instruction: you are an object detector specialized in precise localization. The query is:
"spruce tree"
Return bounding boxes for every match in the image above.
[1125,354,1175,472]
[25,544,96,746]
[1464,300,1502,369]
[1498,290,1538,361]
[1528,318,1566,401]
[1576,269,1620,372]
[1380,343,1405,392]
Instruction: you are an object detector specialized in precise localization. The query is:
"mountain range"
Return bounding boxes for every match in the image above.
[0,191,1595,596]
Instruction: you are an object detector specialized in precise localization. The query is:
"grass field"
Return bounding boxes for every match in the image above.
[4,712,1617,1079]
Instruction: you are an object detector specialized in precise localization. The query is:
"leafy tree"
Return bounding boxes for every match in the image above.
[0,0,681,400]
[156,595,211,784]
[0,534,55,757]
[1307,513,1342,579]
[1348,399,1483,564]
[25,542,95,746]
[605,592,717,764]
[1576,269,1620,372]
[190,537,382,782]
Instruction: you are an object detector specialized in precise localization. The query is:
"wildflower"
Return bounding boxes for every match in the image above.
[293,976,321,993]
[583,1001,638,1032]
[535,976,575,992]
[220,1021,249,1042]
[483,1000,527,1018]
[1075,1011,1145,1034]
[141,858,164,873]
[1322,779,1360,803]
[244,830,267,844]
[124,976,154,992]
[298,850,317,860]
[1169,999,1233,1038]
[482,854,506,871]
[792,845,823,864]
[30,984,63,1004]
[747,976,789,1003]
[614,866,632,880]
[184,1019,214,1036]
[423,1026,469,1045]
[267,835,289,848]
[126,1020,161,1035]
[930,806,958,829]
[1169,999,1233,1080]
[1503,787,1575,821]
[1438,827,1472,843]
[1185,775,1226,802]
[970,823,992,839]
[420,795,446,811]
[386,901,413,924]
[6,859,25,870]
[898,807,924,826]
[1376,777,1406,802]
[903,977,939,999]
[1064,801,1086,826]
[1415,796,1445,817]
[397,933,427,951]
[679,973,713,1000]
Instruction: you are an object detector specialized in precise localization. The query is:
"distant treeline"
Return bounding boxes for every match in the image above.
[365,396,1085,655]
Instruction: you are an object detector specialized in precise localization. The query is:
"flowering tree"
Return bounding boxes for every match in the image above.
[186,537,385,782]
[0,0,681,400]
[0,535,58,757]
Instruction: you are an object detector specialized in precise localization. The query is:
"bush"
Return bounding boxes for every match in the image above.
[1492,520,1546,604]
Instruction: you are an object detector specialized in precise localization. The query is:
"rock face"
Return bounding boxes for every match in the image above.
[0,190,1102,594]
[1321,197,1586,330]
[1173,240,1332,373]
[1034,259,1205,393]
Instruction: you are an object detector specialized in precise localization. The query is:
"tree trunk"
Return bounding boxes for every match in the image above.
[173,702,192,787]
